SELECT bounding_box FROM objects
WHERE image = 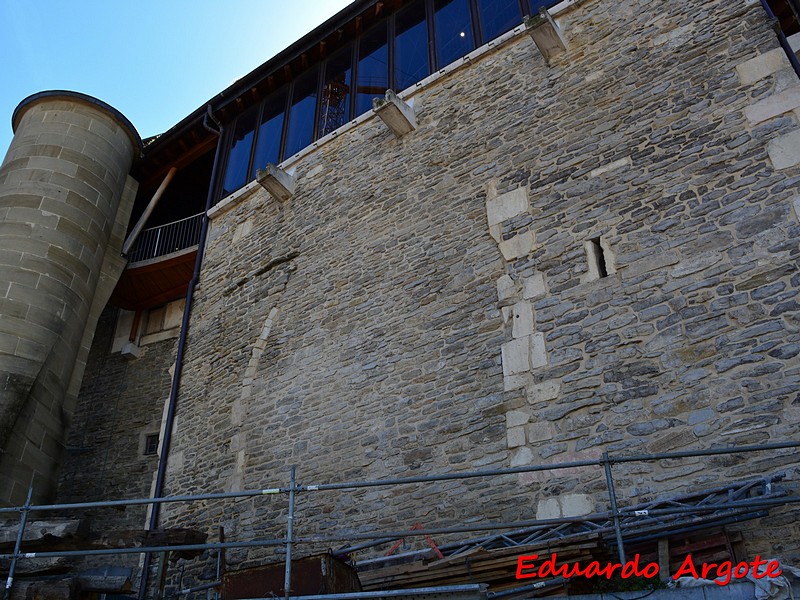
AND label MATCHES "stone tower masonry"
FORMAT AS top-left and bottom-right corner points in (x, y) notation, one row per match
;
(0, 91), (140, 506)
